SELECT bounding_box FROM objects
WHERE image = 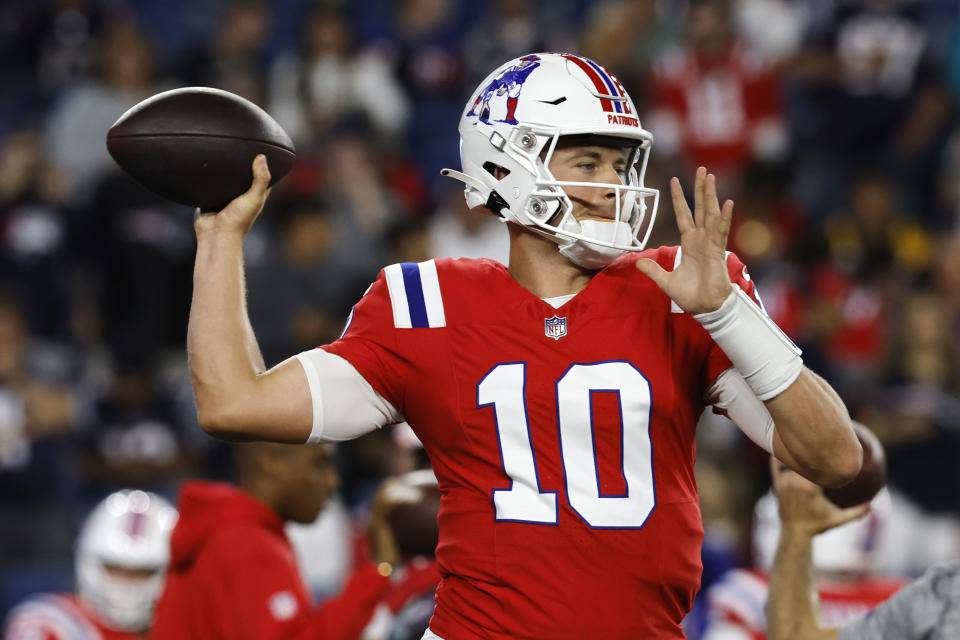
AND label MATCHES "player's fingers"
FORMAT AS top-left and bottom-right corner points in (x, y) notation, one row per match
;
(693, 166), (706, 227)
(252, 154), (271, 189)
(716, 199), (734, 246)
(239, 155), (272, 213)
(635, 258), (671, 290)
(704, 173), (719, 227)
(833, 502), (871, 527)
(669, 178), (694, 234)
(769, 456), (787, 480)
